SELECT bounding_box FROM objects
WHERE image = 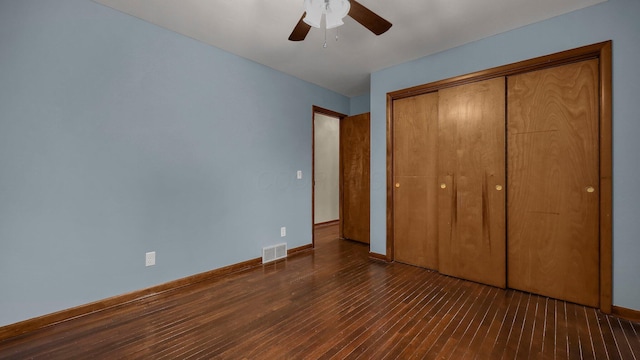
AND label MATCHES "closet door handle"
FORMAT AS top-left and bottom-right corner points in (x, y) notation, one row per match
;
(495, 185), (503, 191)
(395, 183), (400, 188)
(586, 186), (595, 193)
